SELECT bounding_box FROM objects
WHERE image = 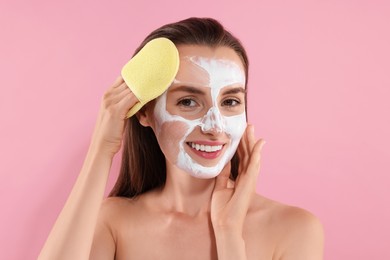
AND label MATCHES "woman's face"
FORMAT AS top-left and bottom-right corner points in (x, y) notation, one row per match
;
(146, 45), (247, 179)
